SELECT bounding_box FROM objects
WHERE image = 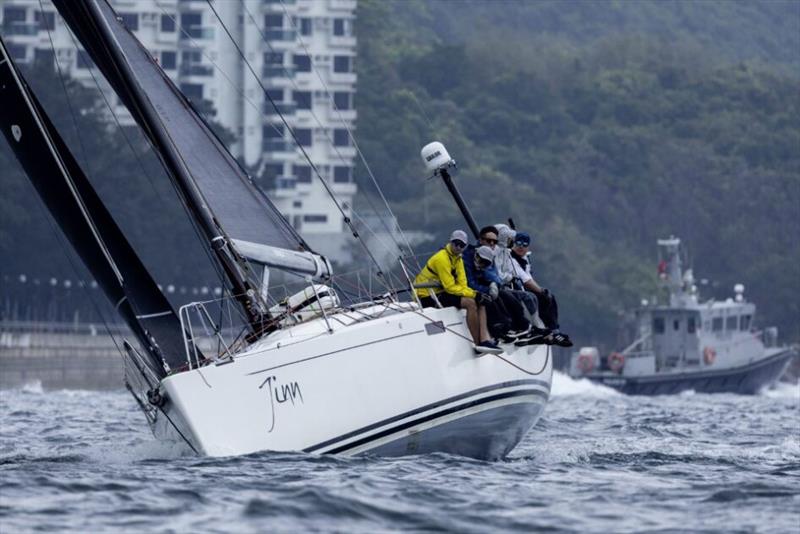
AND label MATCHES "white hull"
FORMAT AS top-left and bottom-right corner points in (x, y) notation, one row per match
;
(149, 305), (552, 460)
